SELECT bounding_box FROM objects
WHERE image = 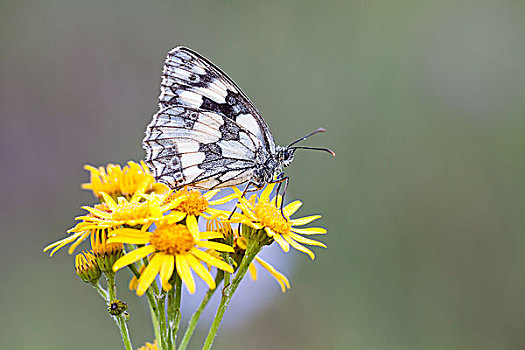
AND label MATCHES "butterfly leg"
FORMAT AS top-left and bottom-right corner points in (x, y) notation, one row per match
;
(228, 181), (262, 220)
(269, 174), (290, 219)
